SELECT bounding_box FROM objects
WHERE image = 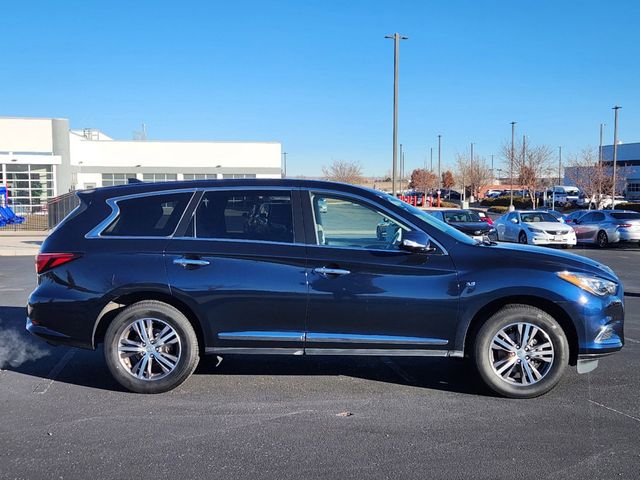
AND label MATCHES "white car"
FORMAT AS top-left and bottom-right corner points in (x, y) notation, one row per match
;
(494, 210), (577, 247)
